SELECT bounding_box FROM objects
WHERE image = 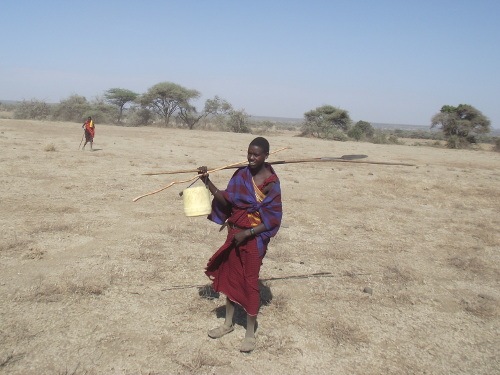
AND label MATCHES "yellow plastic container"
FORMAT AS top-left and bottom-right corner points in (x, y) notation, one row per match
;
(182, 186), (212, 217)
